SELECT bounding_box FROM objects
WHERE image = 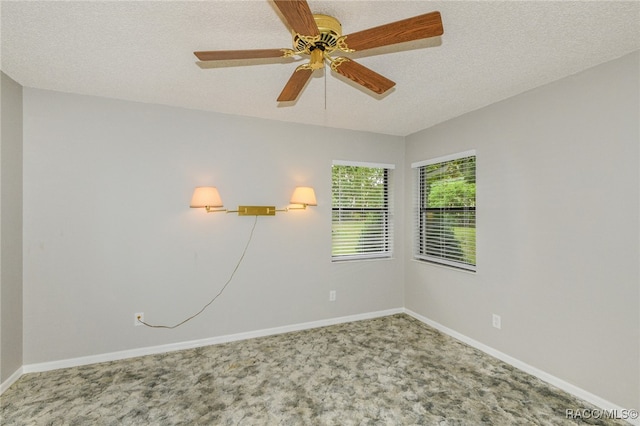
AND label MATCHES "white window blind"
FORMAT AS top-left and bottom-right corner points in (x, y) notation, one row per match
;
(413, 151), (476, 271)
(332, 162), (394, 261)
